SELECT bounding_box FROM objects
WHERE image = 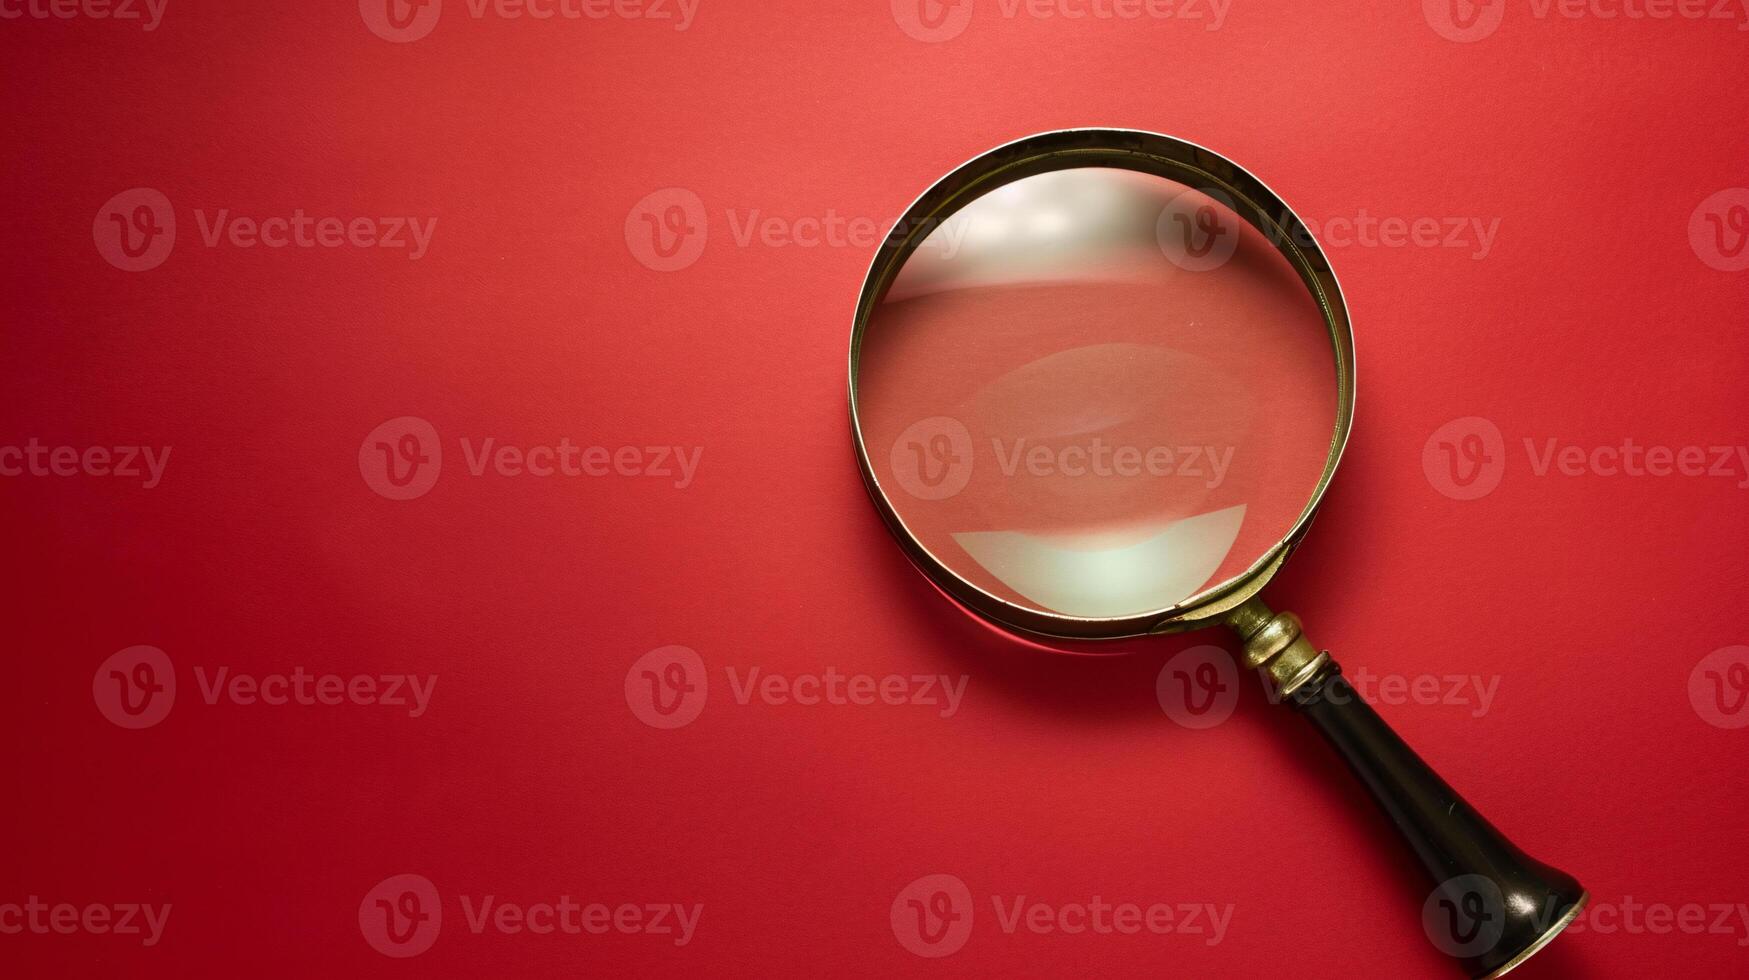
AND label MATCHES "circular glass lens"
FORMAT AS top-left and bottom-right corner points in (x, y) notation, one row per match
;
(856, 166), (1339, 621)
